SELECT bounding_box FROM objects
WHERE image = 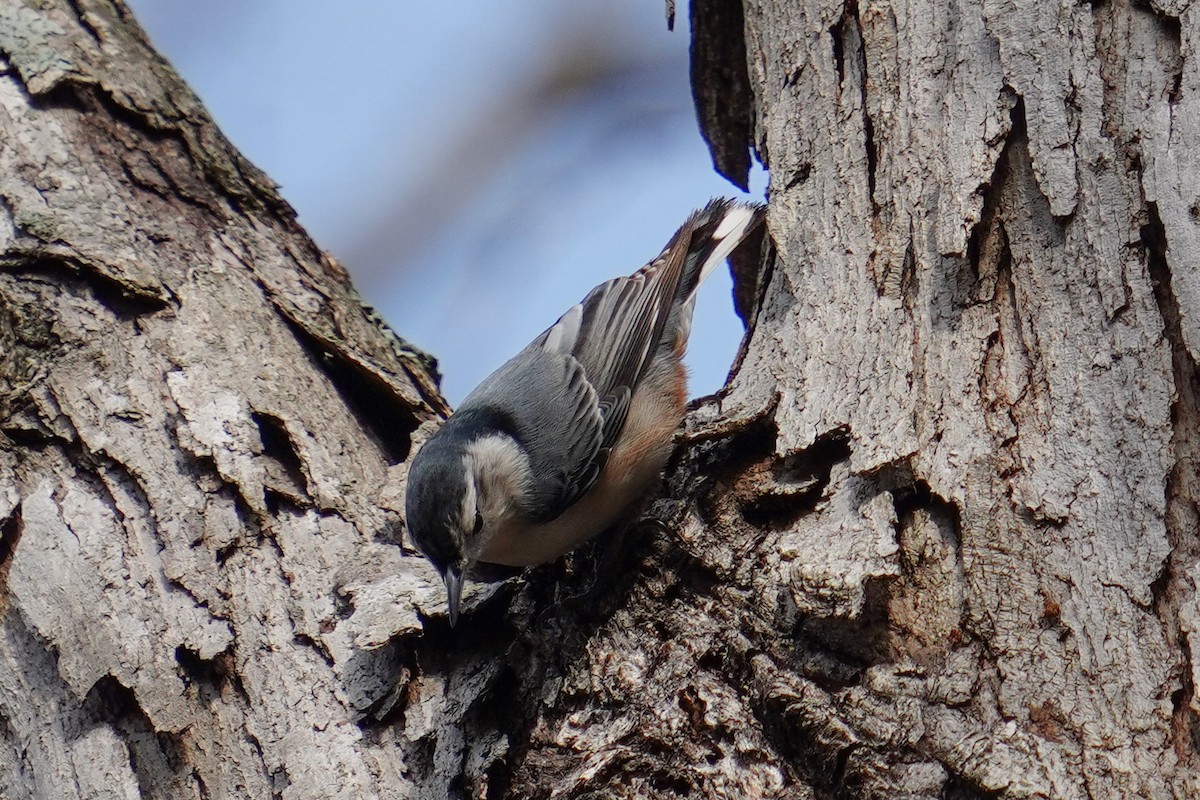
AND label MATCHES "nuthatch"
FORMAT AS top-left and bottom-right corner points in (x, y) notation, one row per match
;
(404, 199), (765, 625)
